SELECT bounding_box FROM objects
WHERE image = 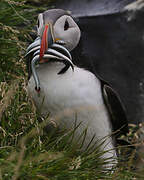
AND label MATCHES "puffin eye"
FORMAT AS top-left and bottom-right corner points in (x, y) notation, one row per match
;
(64, 19), (69, 31)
